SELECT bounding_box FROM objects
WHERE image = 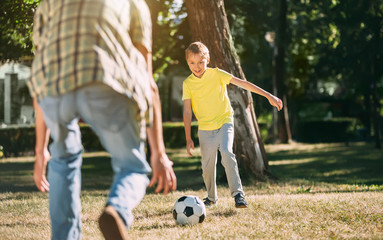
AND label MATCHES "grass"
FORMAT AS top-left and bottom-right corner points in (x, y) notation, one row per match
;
(1, 142), (383, 239)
